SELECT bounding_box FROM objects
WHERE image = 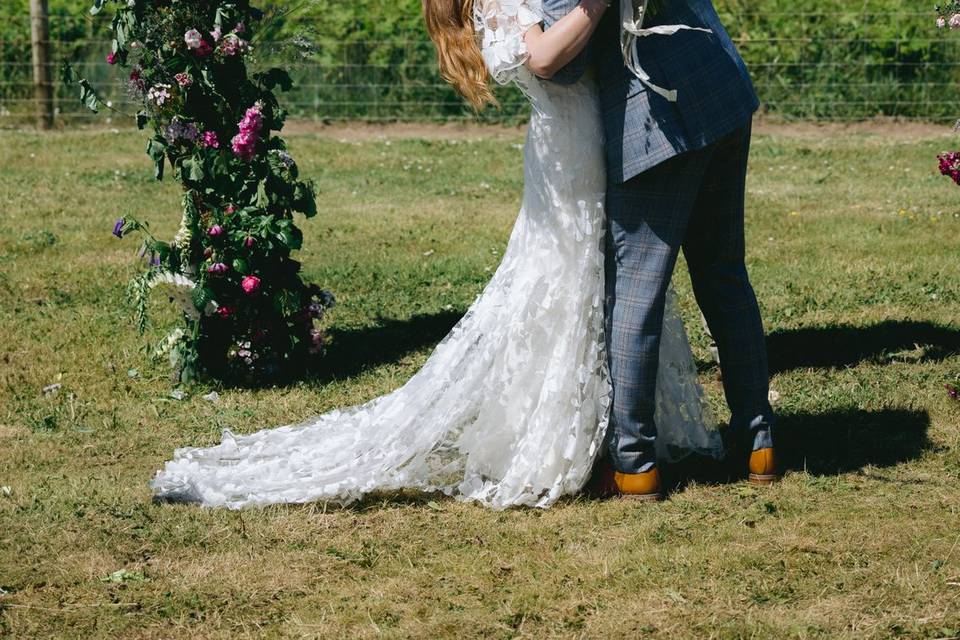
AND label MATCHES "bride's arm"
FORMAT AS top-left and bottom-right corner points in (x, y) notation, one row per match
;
(524, 0), (608, 80)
